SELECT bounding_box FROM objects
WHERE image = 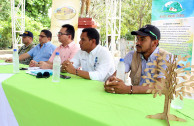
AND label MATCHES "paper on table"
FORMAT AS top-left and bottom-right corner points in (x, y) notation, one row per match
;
(28, 67), (40, 70)
(0, 63), (13, 65)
